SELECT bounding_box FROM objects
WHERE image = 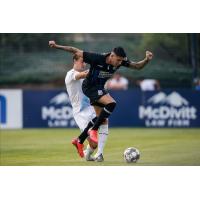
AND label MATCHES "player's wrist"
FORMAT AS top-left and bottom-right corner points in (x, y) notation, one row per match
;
(54, 44), (58, 48)
(144, 57), (149, 63)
